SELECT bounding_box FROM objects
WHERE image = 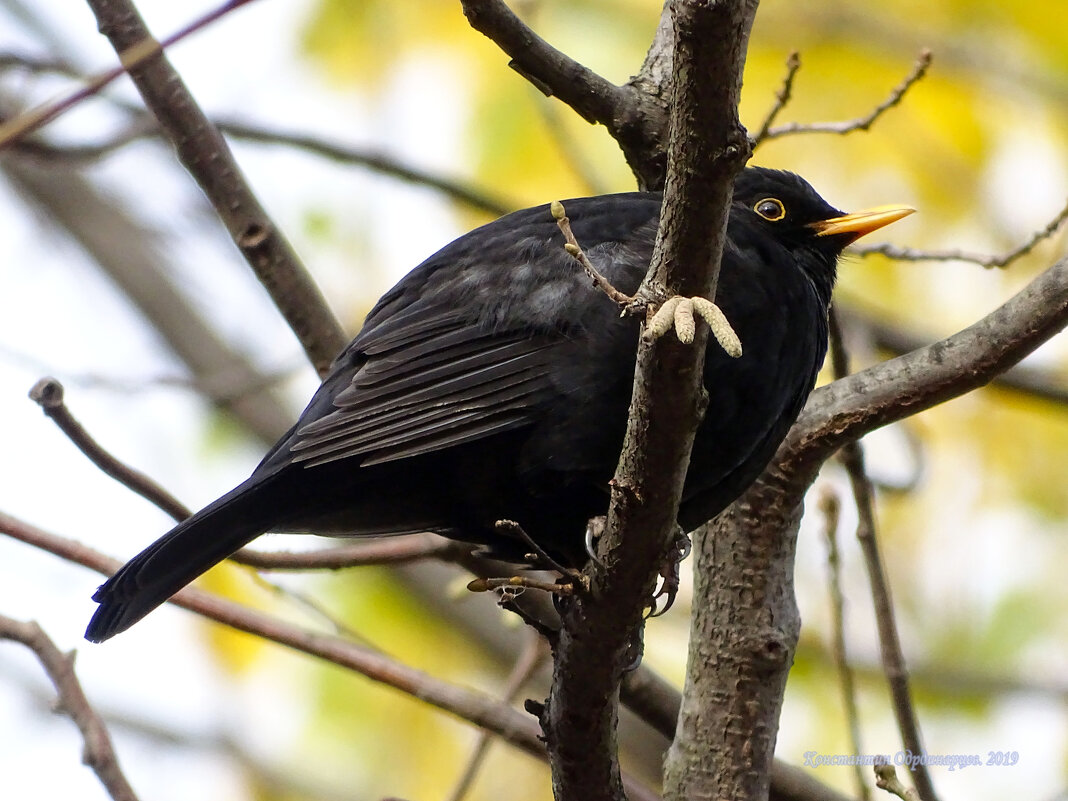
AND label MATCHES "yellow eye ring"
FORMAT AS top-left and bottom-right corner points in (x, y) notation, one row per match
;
(754, 198), (786, 221)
